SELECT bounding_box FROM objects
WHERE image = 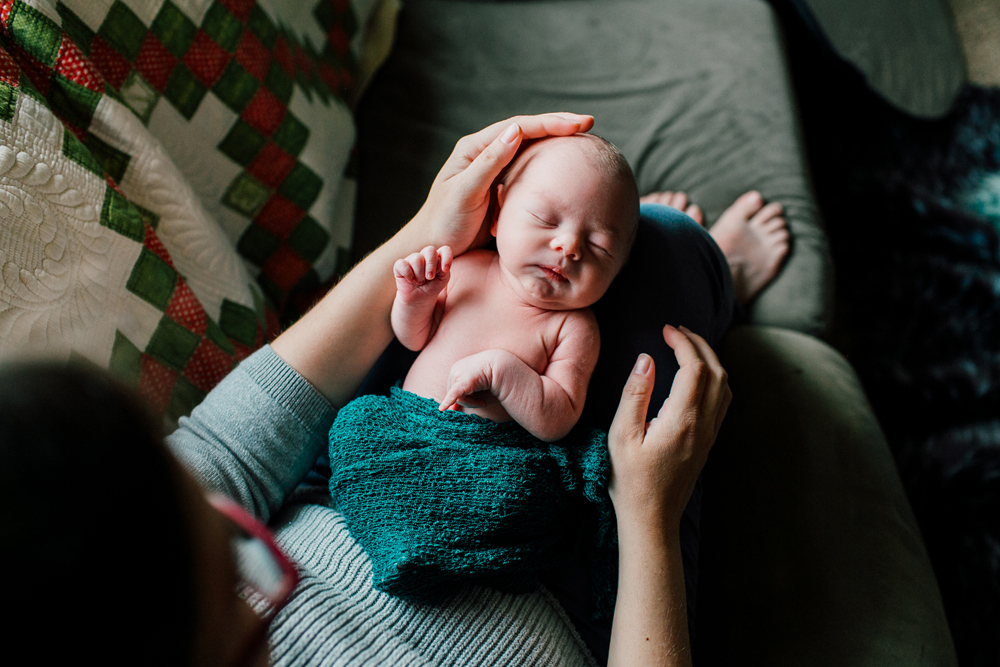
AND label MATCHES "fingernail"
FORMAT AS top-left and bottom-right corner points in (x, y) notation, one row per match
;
(500, 123), (520, 144)
(633, 354), (651, 375)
